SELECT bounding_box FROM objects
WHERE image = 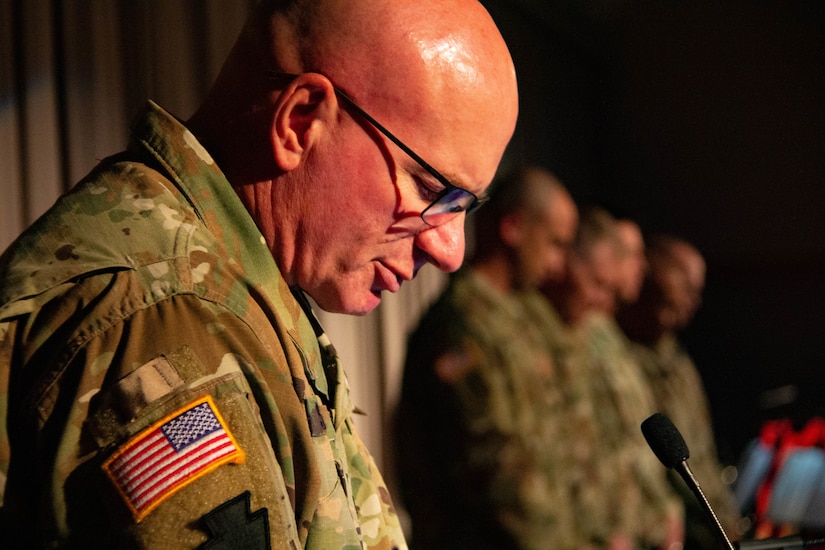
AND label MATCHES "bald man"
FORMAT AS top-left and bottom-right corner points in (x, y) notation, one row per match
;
(396, 167), (579, 549)
(0, 0), (518, 547)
